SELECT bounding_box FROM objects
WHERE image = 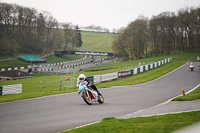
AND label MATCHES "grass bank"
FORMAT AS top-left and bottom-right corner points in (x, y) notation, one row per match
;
(81, 31), (115, 52)
(0, 54), (84, 68)
(82, 51), (197, 72)
(96, 60), (185, 88)
(63, 111), (200, 133)
(0, 59), (29, 68)
(46, 55), (84, 63)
